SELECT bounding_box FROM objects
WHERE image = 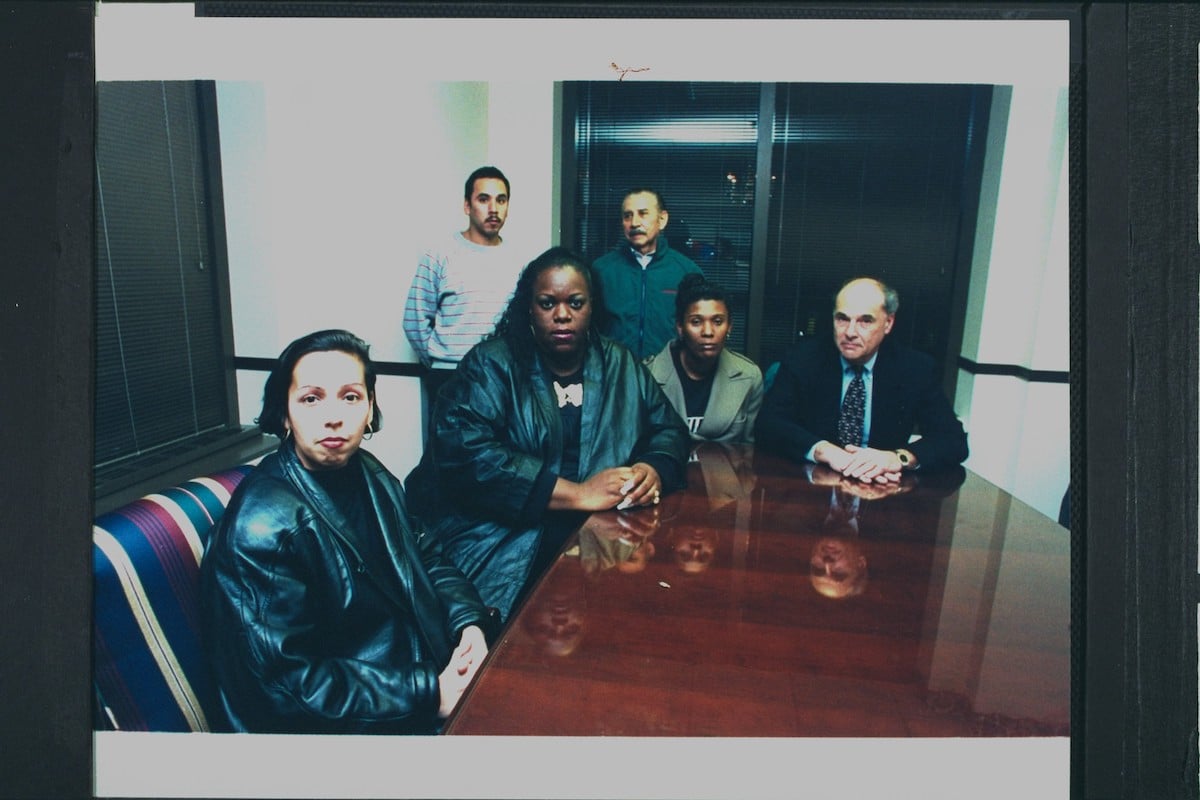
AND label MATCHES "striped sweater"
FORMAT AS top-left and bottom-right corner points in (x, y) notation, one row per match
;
(403, 231), (526, 367)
